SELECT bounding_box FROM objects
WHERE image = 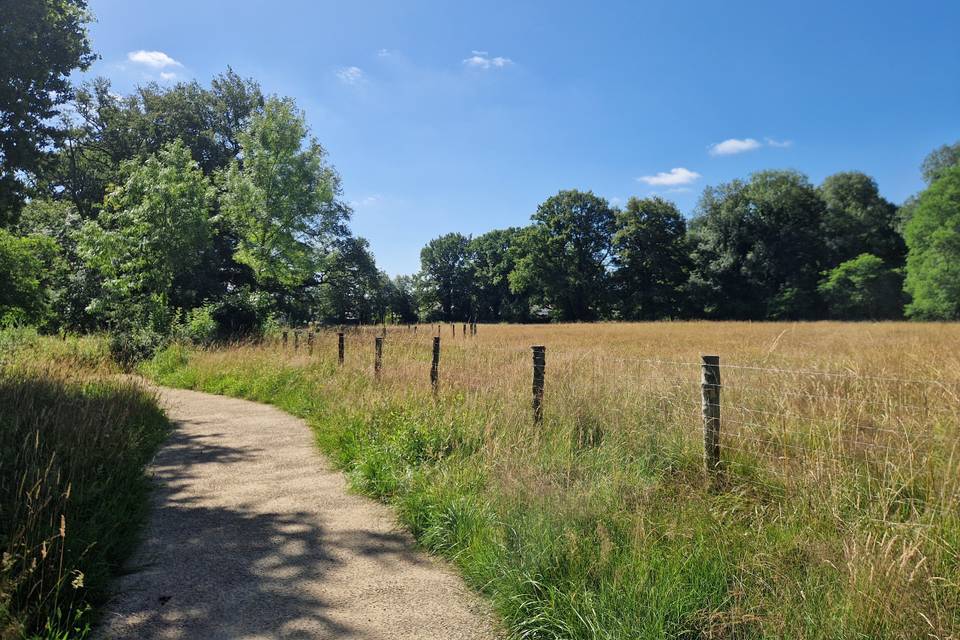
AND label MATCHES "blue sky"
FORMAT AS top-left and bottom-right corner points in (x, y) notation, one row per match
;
(82, 0), (960, 276)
